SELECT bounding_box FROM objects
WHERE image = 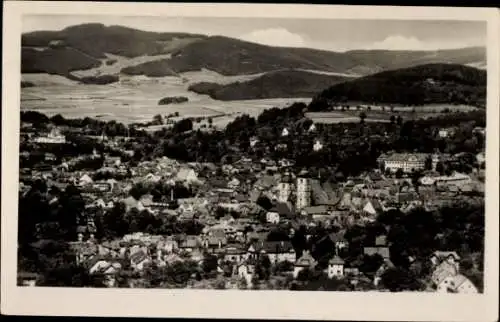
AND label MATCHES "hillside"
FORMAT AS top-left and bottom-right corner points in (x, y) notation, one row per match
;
(21, 23), (207, 78)
(22, 23), (208, 58)
(308, 63), (486, 110)
(188, 70), (353, 100)
(120, 36), (485, 77)
(21, 24), (486, 82)
(122, 36), (360, 77)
